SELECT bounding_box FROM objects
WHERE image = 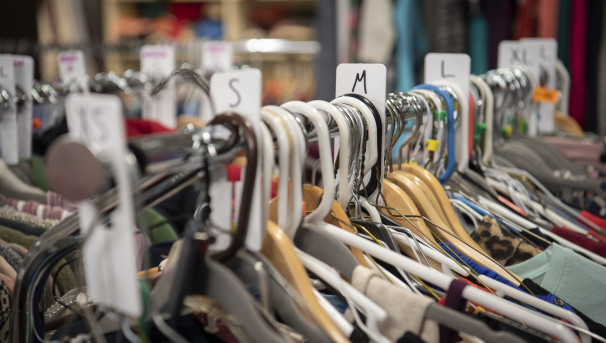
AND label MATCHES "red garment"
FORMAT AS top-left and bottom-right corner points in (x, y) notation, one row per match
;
(569, 0), (588, 125)
(513, 0), (538, 39)
(537, 0), (559, 38)
(580, 210), (606, 230)
(124, 118), (174, 138)
(552, 225), (606, 258)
